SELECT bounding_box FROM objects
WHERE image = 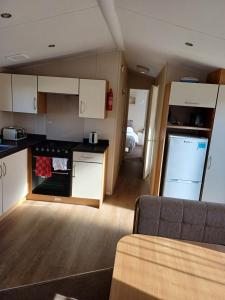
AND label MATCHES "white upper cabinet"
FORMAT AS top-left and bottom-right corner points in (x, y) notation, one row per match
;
(169, 82), (219, 108)
(79, 79), (106, 119)
(38, 76), (79, 94)
(12, 74), (38, 113)
(0, 73), (12, 112)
